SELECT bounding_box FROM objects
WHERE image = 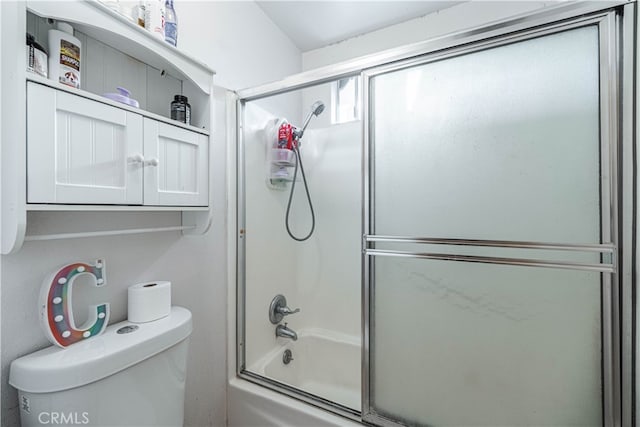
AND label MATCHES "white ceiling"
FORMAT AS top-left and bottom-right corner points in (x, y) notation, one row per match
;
(256, 1), (460, 52)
